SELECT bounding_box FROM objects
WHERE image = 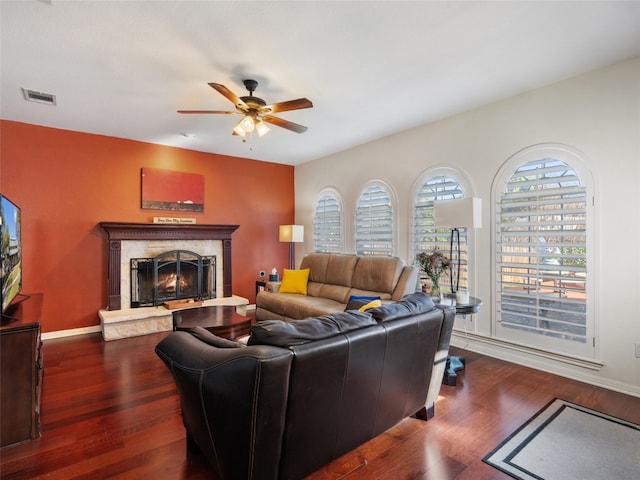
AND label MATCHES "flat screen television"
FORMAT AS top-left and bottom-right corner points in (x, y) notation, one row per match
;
(1, 194), (23, 316)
